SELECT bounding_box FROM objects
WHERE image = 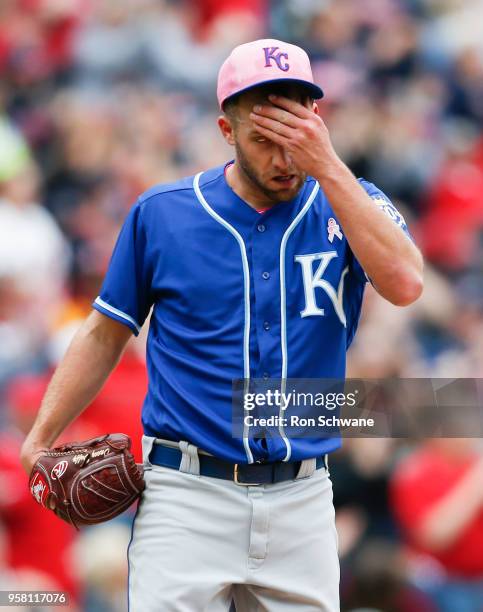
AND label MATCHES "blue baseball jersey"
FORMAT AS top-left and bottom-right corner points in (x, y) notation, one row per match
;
(93, 163), (410, 464)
